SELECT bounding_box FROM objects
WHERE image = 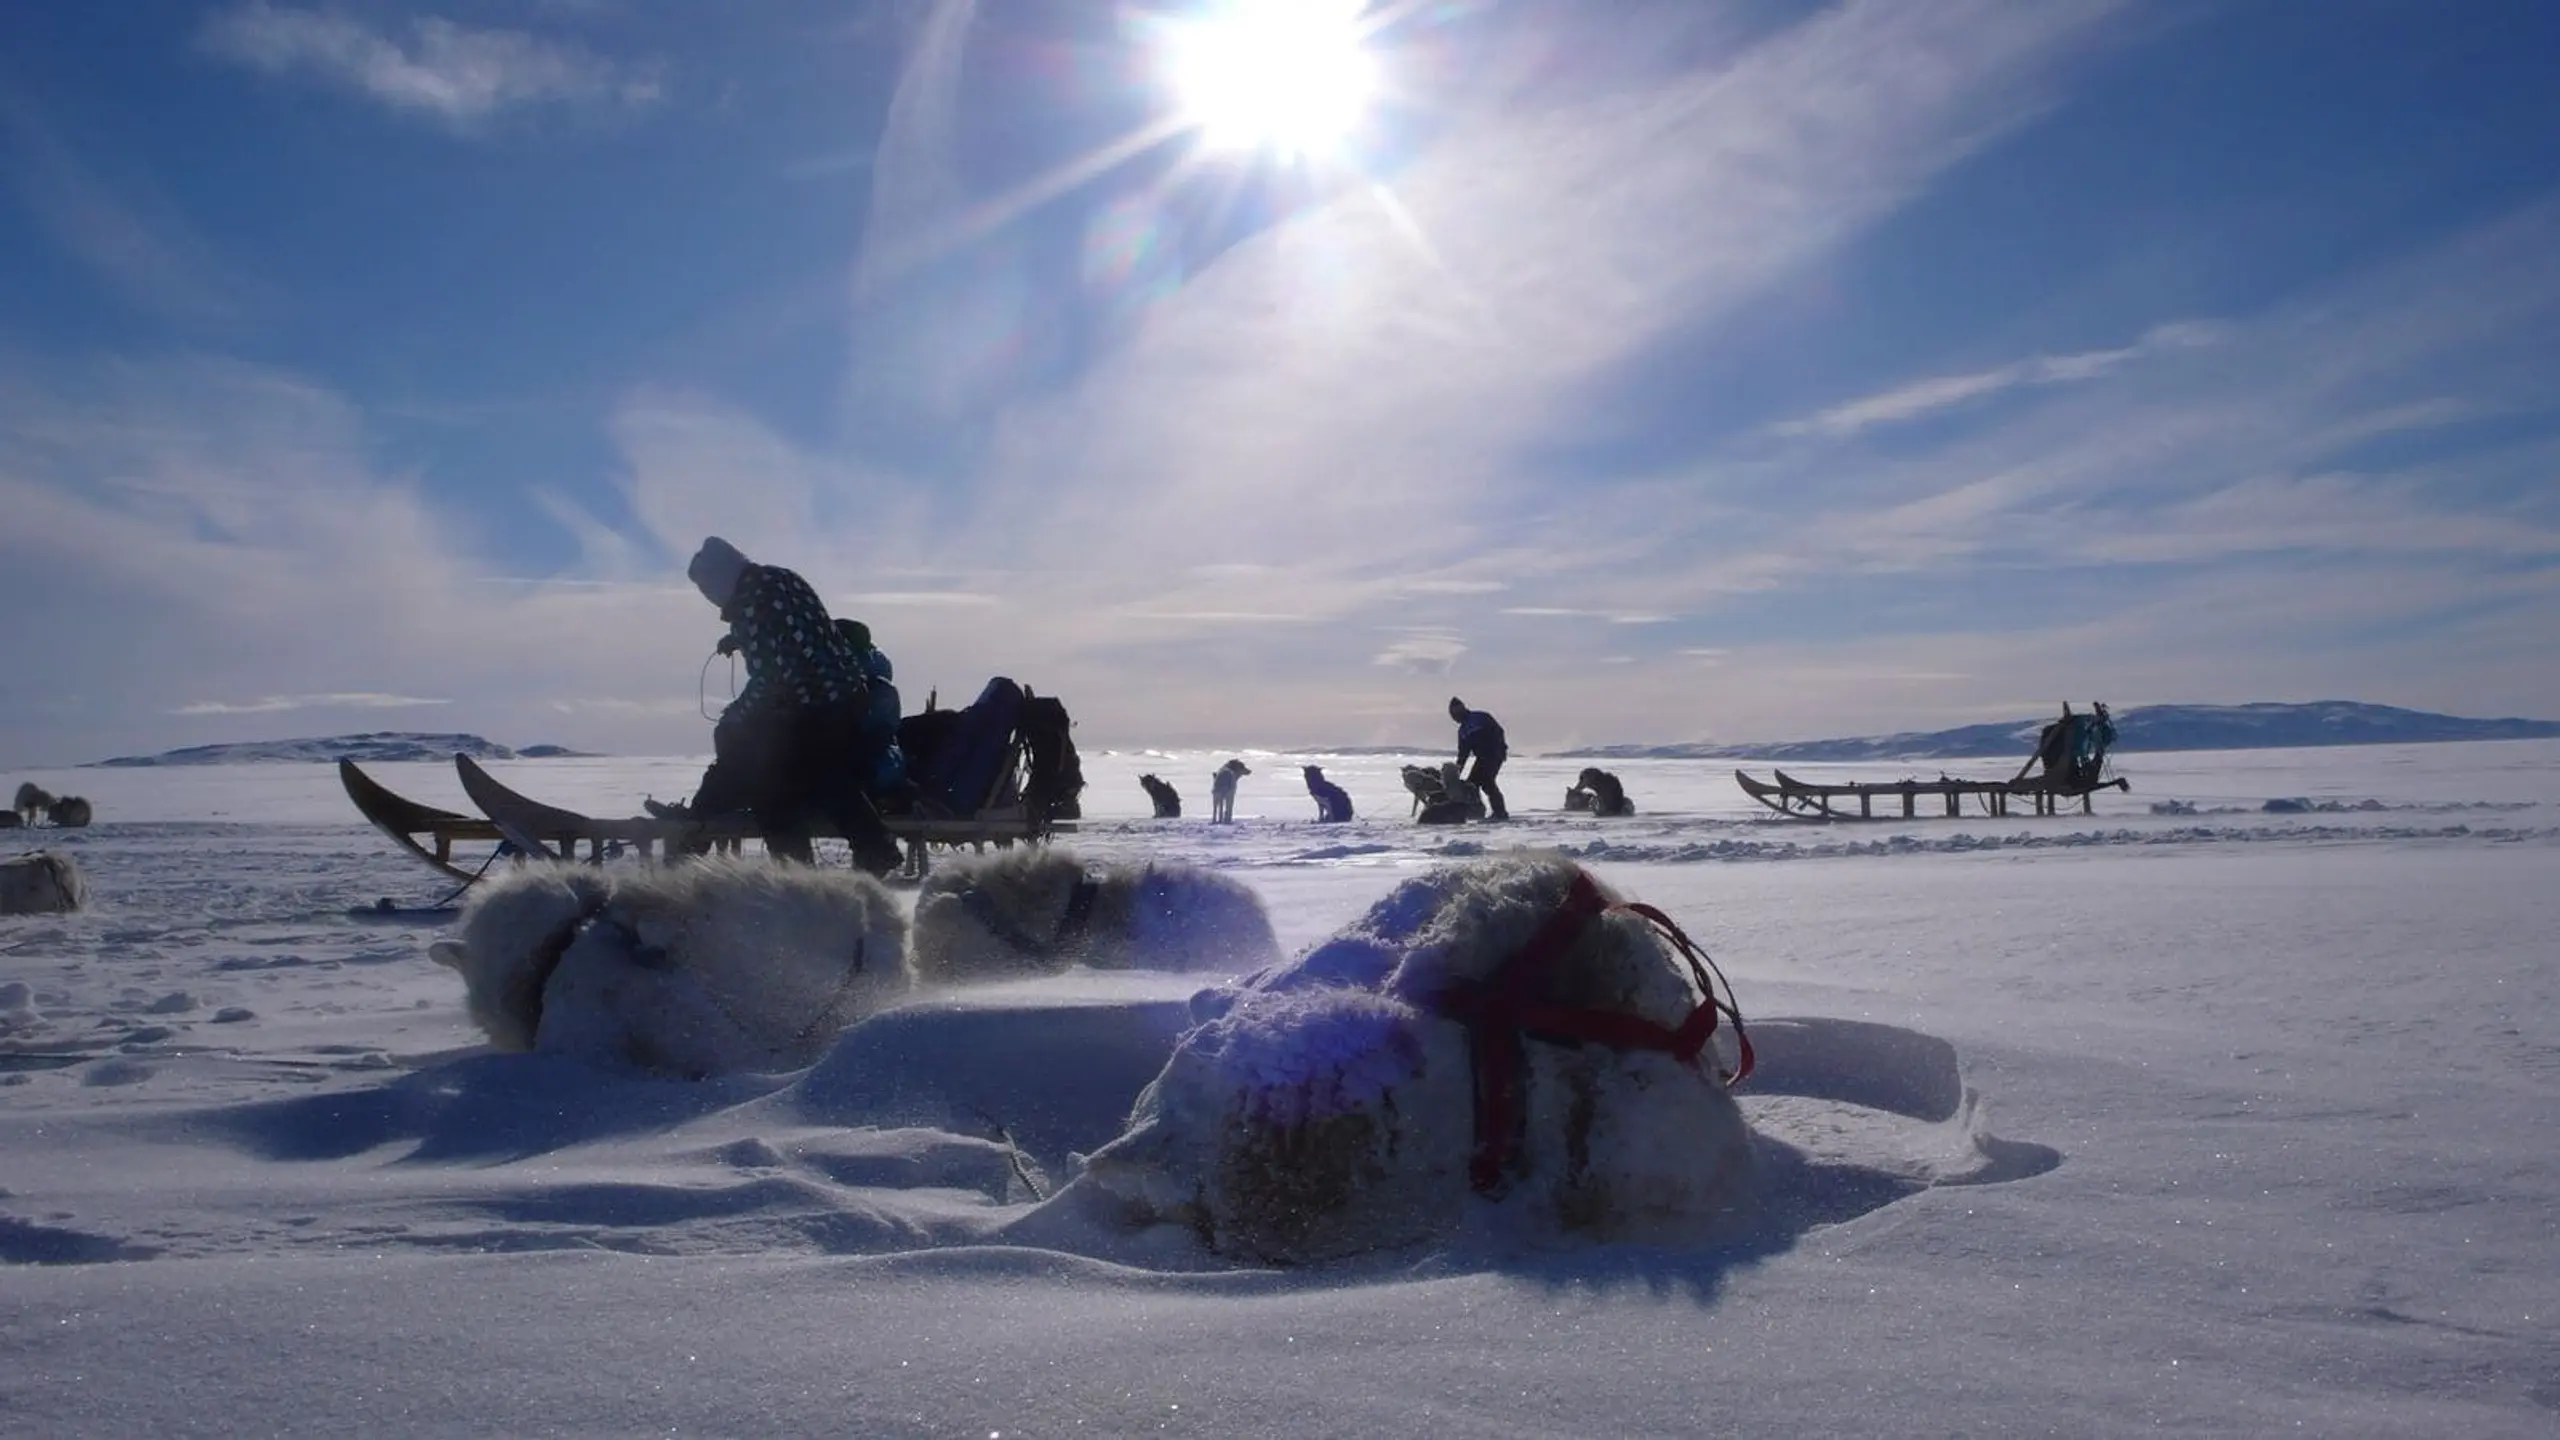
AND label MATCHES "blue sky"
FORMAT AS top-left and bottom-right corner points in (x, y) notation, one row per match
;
(2, 0), (2556, 765)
